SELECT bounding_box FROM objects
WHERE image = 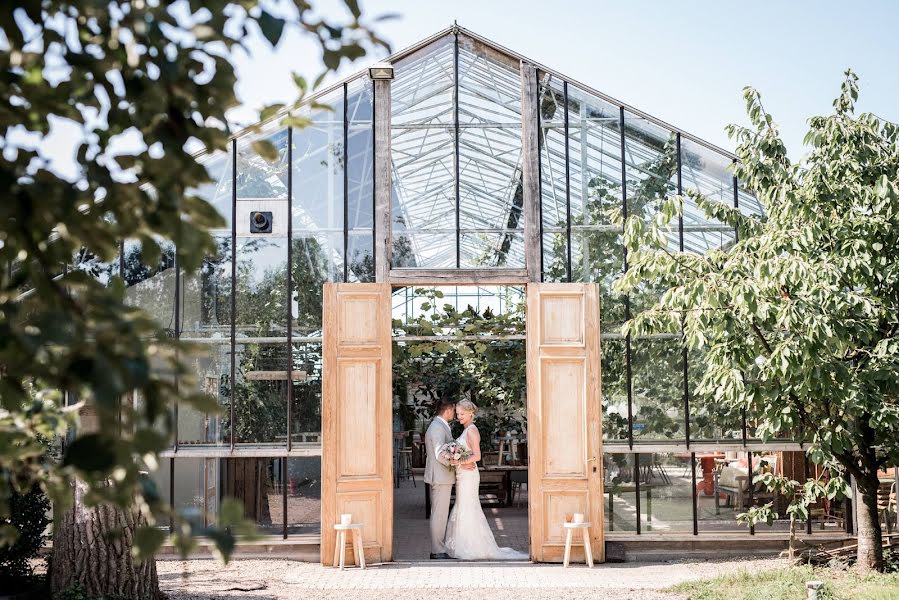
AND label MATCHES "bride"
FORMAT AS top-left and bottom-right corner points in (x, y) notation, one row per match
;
(443, 400), (529, 561)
